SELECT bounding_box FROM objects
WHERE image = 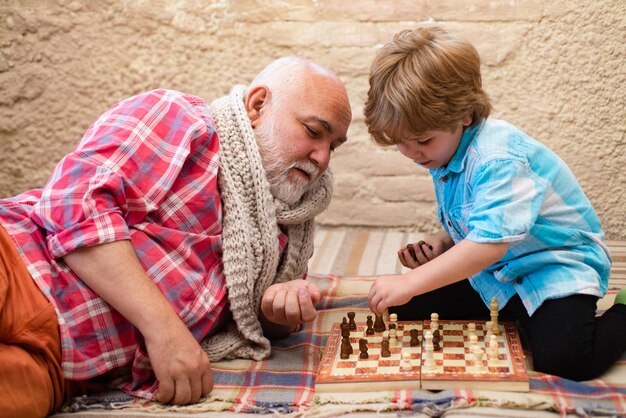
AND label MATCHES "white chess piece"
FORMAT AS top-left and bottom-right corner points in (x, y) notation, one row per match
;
(467, 322), (477, 342)
(389, 327), (399, 347)
(400, 352), (412, 371)
(487, 334), (499, 367)
(390, 313), (398, 327)
(485, 320), (494, 341)
(472, 345), (487, 372)
(430, 313), (439, 331)
(469, 333), (479, 350)
(423, 330), (436, 371)
(490, 297), (501, 335)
